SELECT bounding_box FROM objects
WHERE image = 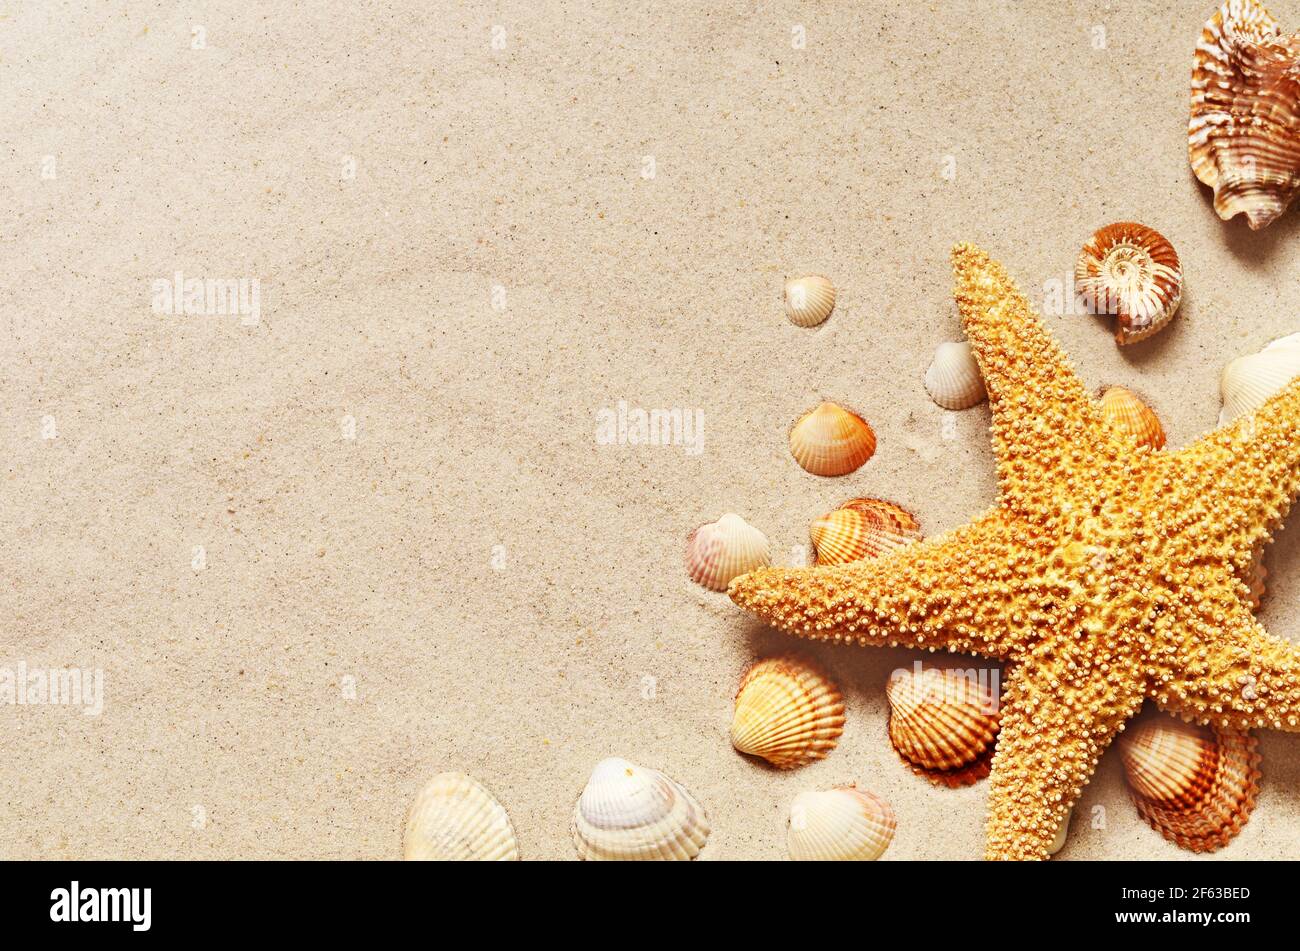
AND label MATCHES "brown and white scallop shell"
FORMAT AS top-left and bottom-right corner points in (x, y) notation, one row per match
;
(810, 498), (922, 565)
(886, 665), (1000, 787)
(1190, 0), (1300, 229)
(789, 402), (876, 476)
(1075, 223), (1182, 345)
(1099, 386), (1166, 450)
(731, 656), (845, 769)
(1118, 714), (1261, 852)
